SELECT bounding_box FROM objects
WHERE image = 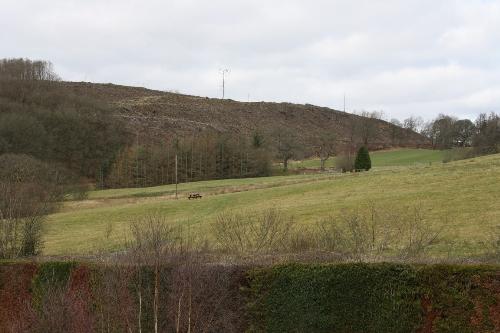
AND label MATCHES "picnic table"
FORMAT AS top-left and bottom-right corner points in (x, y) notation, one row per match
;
(188, 192), (202, 200)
